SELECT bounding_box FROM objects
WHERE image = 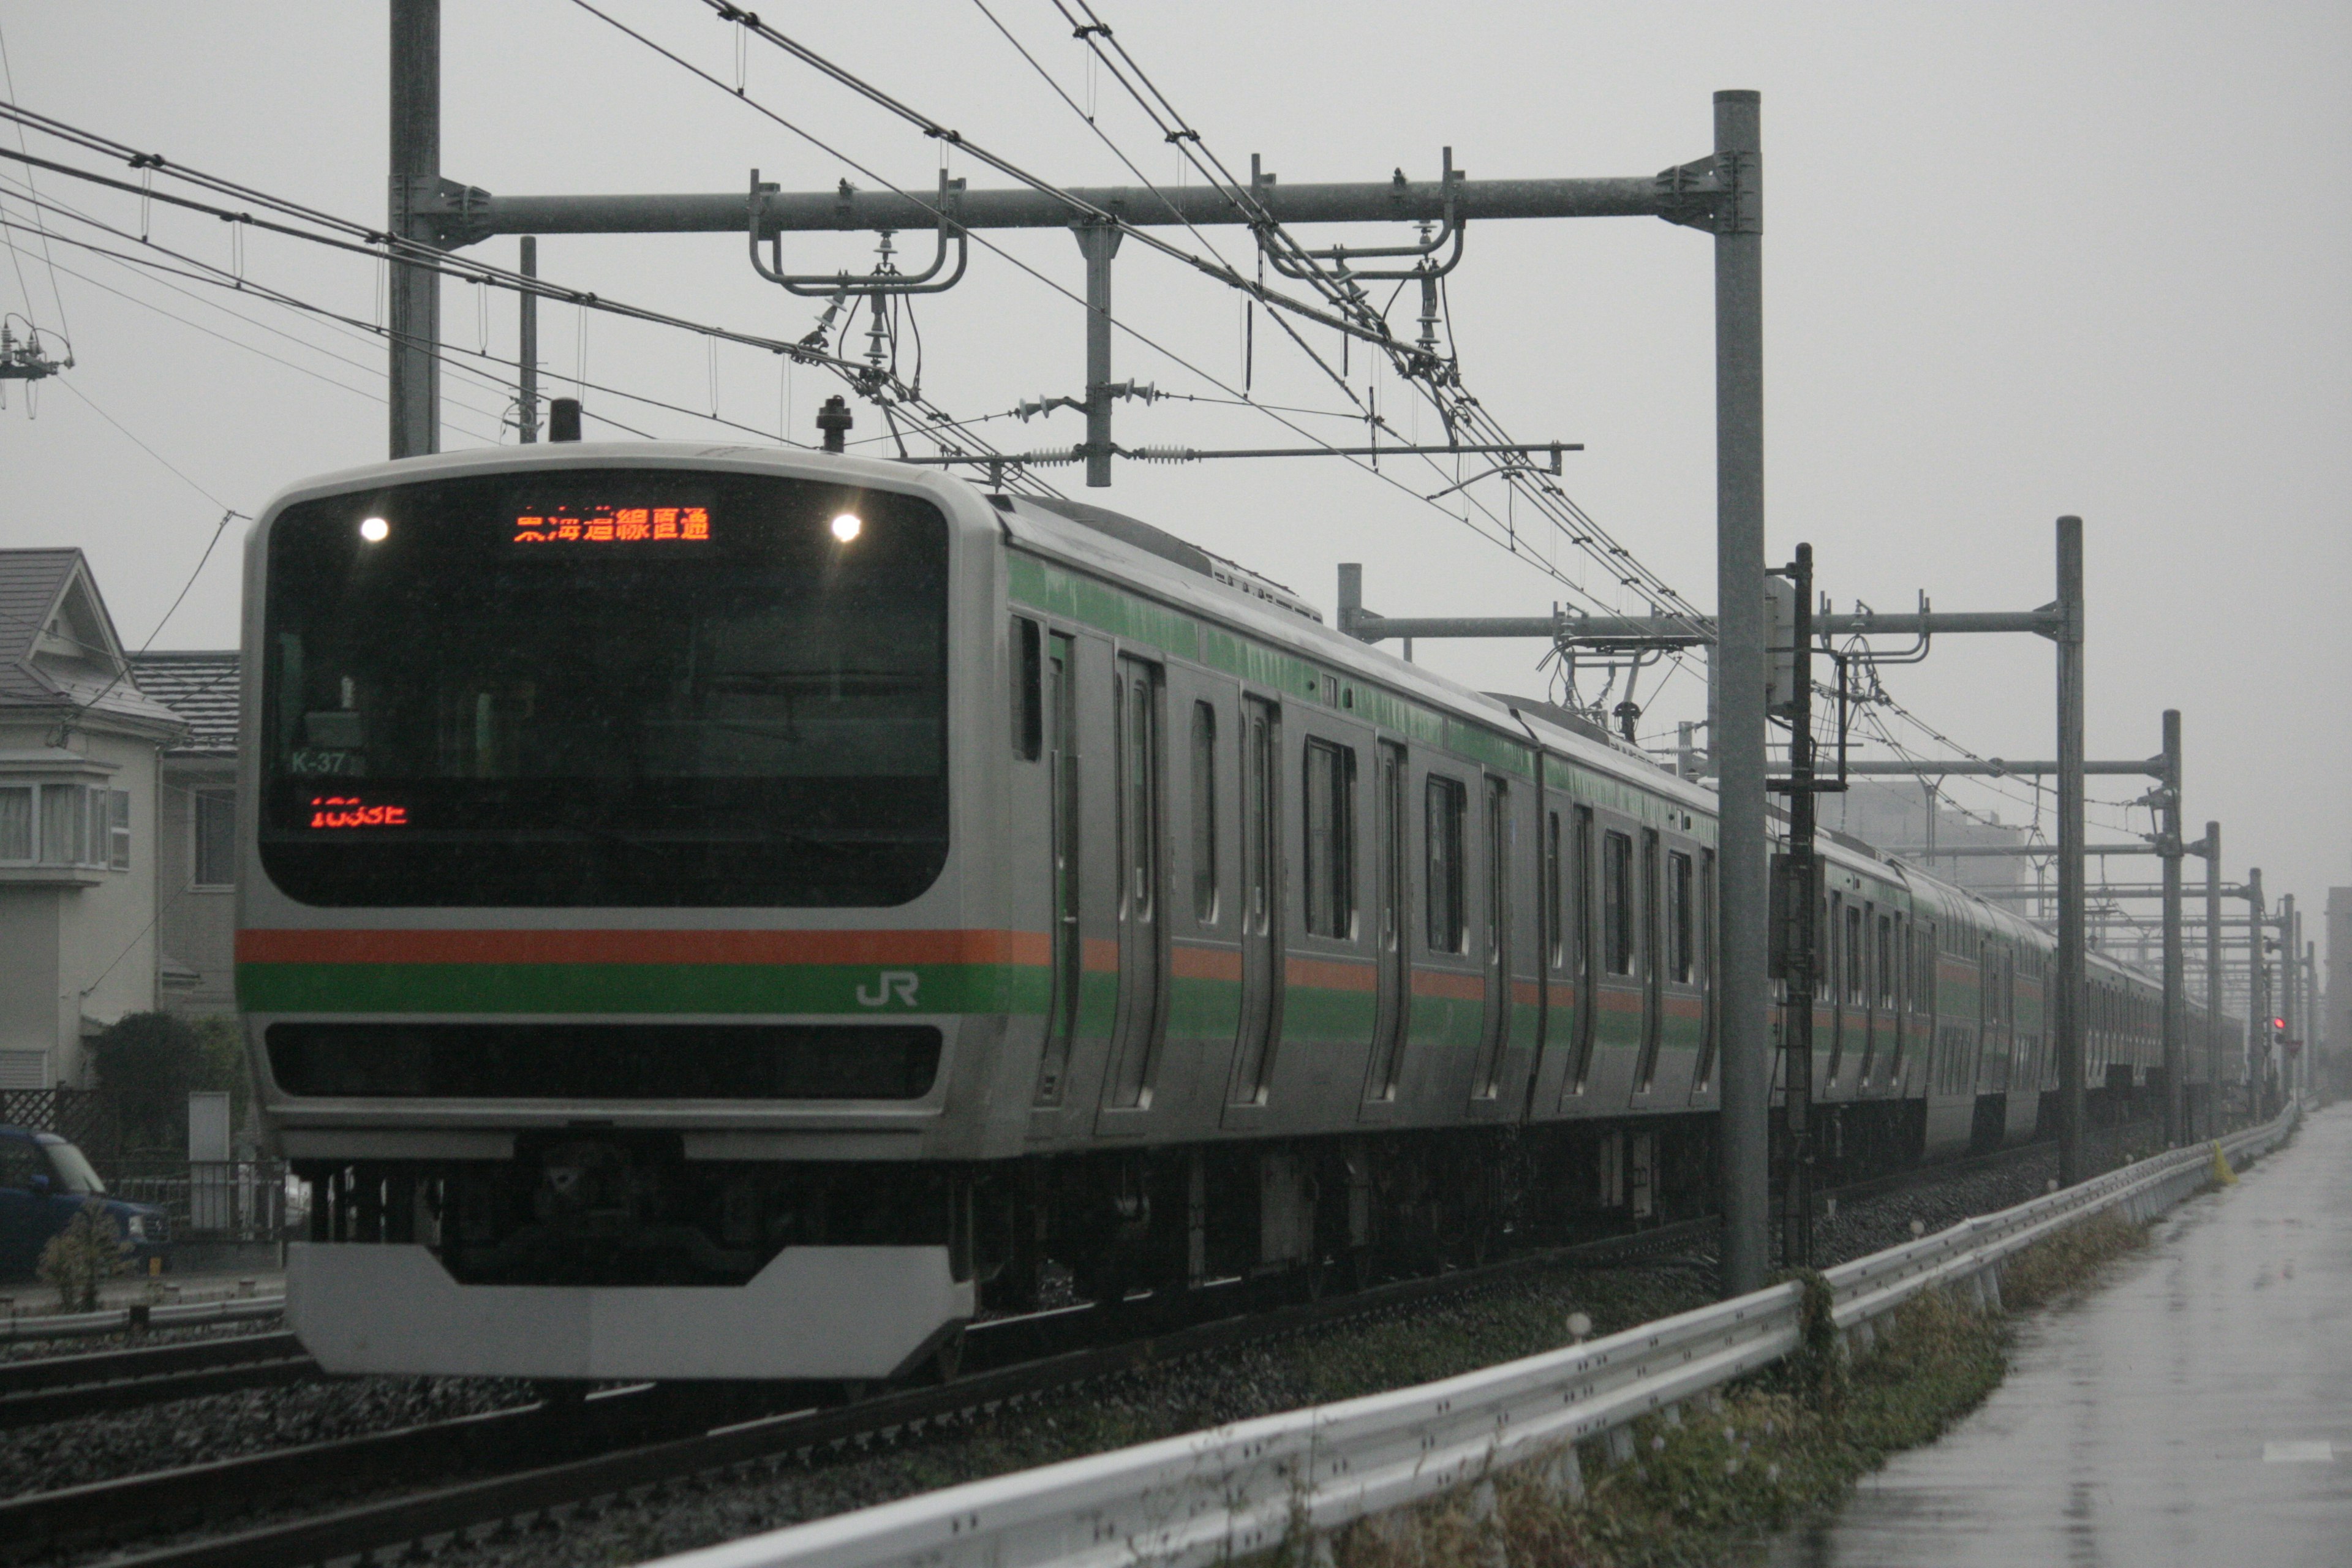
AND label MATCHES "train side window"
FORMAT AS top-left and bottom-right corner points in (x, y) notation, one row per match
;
(1011, 616), (1042, 760)
(1602, 829), (1635, 976)
(1667, 850), (1694, 984)
(1303, 739), (1357, 939)
(1544, 811), (1564, 970)
(1845, 903), (1866, 1008)
(1425, 775), (1466, 954)
(1191, 701), (1218, 925)
(1877, 913), (1894, 1009)
(1485, 780), (1510, 962)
